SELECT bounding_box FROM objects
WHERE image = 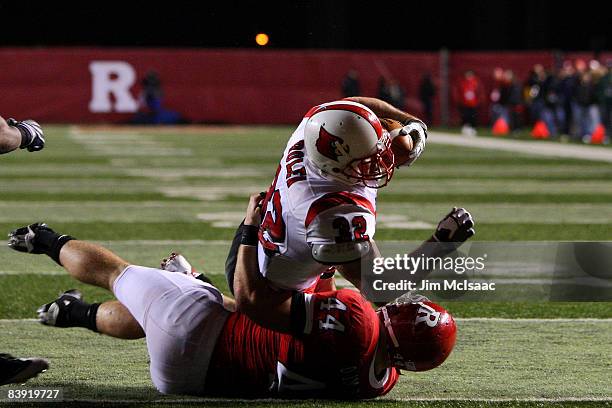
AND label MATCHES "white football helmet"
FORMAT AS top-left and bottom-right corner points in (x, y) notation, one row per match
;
(304, 101), (395, 188)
